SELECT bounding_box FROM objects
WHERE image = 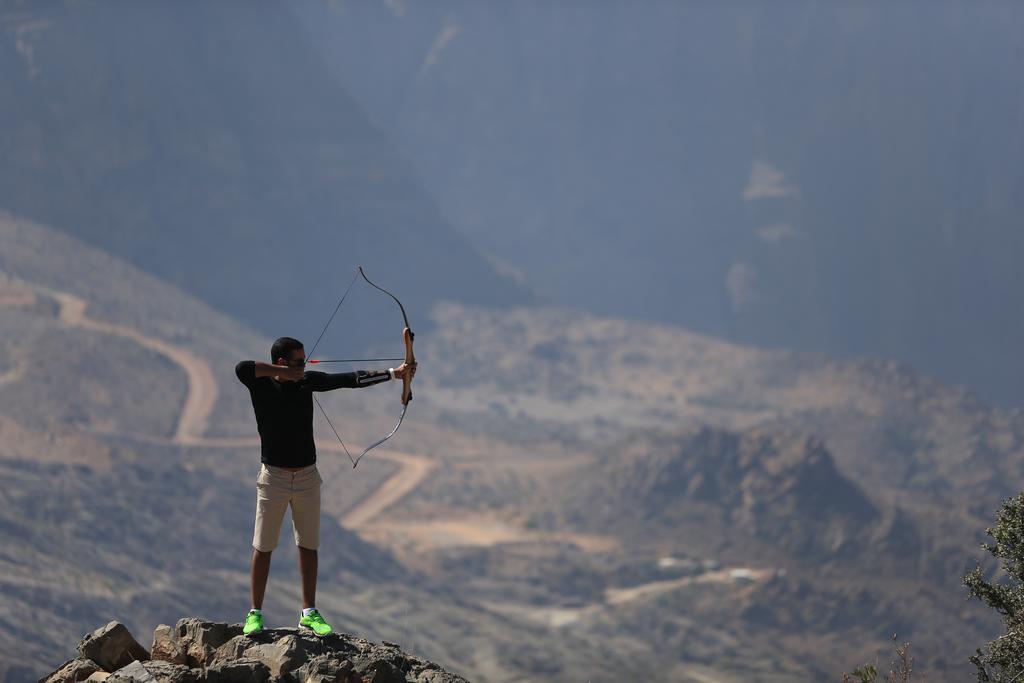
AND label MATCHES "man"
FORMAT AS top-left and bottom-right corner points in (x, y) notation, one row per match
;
(235, 336), (416, 636)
